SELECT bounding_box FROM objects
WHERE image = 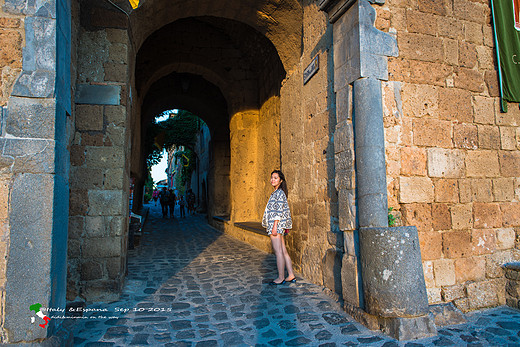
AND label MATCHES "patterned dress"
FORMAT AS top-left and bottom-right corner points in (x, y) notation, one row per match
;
(262, 189), (292, 235)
